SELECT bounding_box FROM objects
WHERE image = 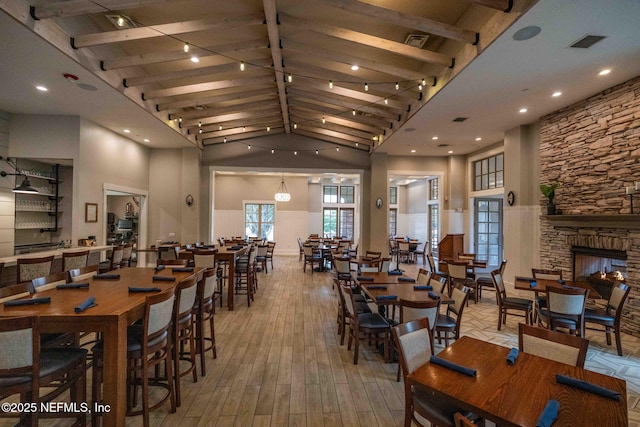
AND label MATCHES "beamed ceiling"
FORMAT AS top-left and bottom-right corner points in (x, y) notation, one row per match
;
(6, 0), (533, 152)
